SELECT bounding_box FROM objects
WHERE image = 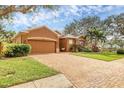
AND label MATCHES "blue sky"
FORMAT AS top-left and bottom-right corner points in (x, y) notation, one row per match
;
(2, 5), (124, 32)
